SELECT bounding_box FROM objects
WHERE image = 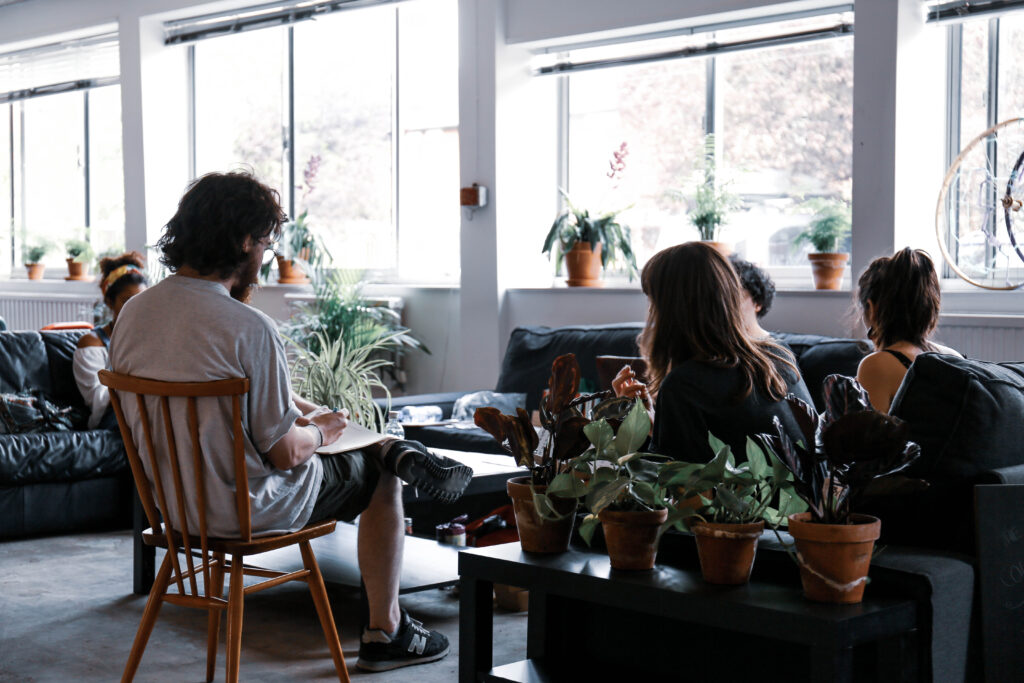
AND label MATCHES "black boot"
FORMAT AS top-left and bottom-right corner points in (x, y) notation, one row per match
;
(382, 440), (472, 504)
